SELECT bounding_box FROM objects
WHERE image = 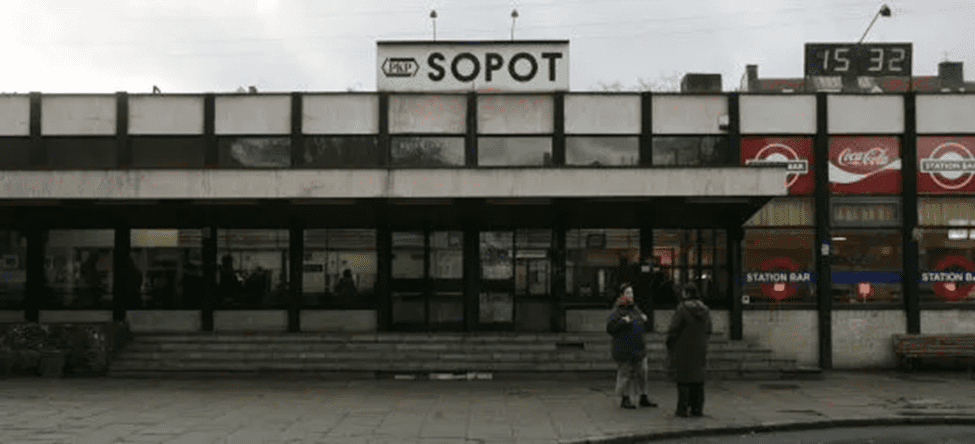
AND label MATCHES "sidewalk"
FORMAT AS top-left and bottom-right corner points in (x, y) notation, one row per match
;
(0, 371), (973, 444)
